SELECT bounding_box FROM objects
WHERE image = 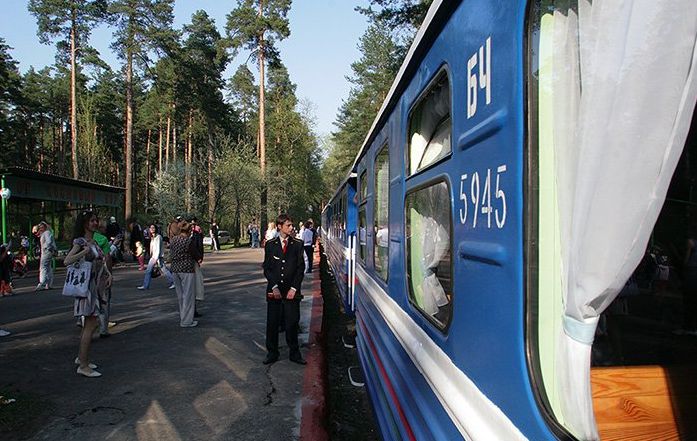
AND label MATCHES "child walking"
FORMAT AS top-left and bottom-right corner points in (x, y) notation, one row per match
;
(135, 241), (145, 270)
